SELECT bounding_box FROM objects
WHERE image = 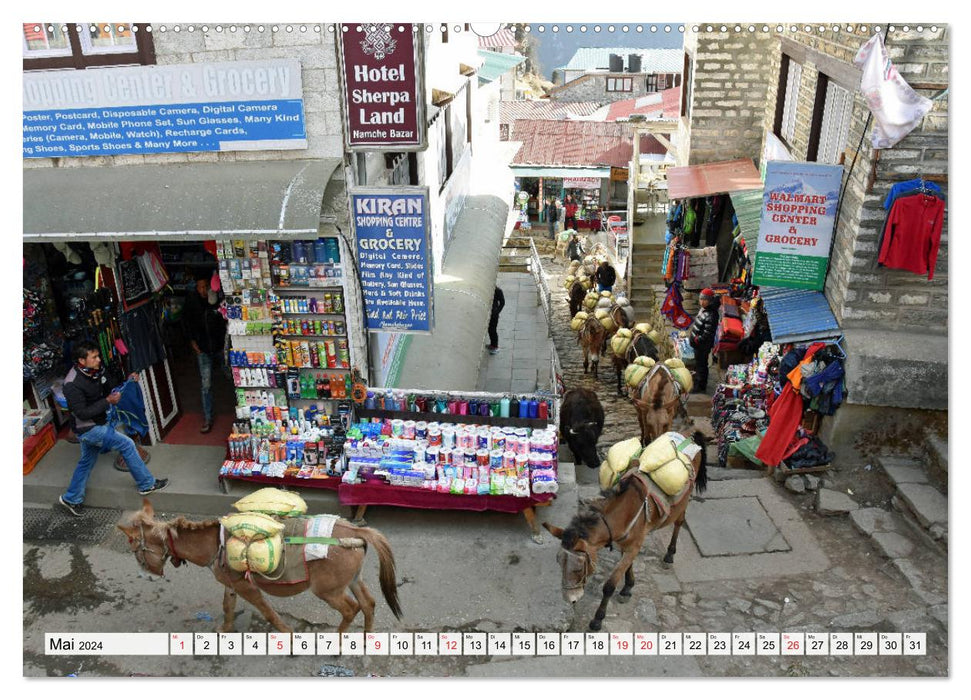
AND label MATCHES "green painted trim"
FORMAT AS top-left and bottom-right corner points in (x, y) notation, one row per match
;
(386, 334), (413, 388)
